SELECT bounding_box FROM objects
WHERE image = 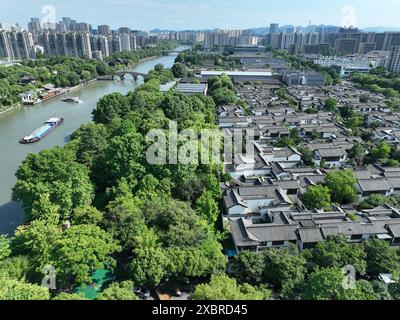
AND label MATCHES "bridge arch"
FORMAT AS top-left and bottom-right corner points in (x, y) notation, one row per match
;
(112, 71), (147, 81)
